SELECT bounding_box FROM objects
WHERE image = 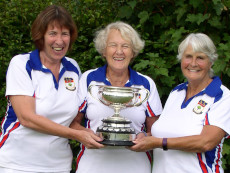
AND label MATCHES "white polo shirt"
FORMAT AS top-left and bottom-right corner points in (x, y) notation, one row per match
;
(76, 65), (163, 173)
(151, 76), (230, 173)
(0, 49), (81, 172)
